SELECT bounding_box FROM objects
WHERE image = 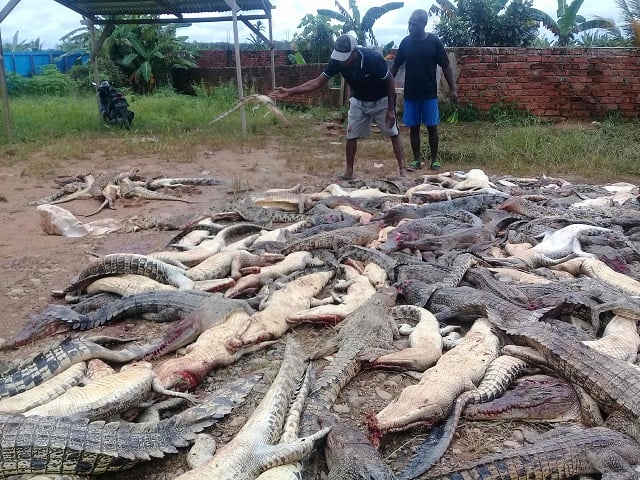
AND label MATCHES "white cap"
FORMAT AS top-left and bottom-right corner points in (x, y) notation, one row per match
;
(331, 34), (357, 61)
